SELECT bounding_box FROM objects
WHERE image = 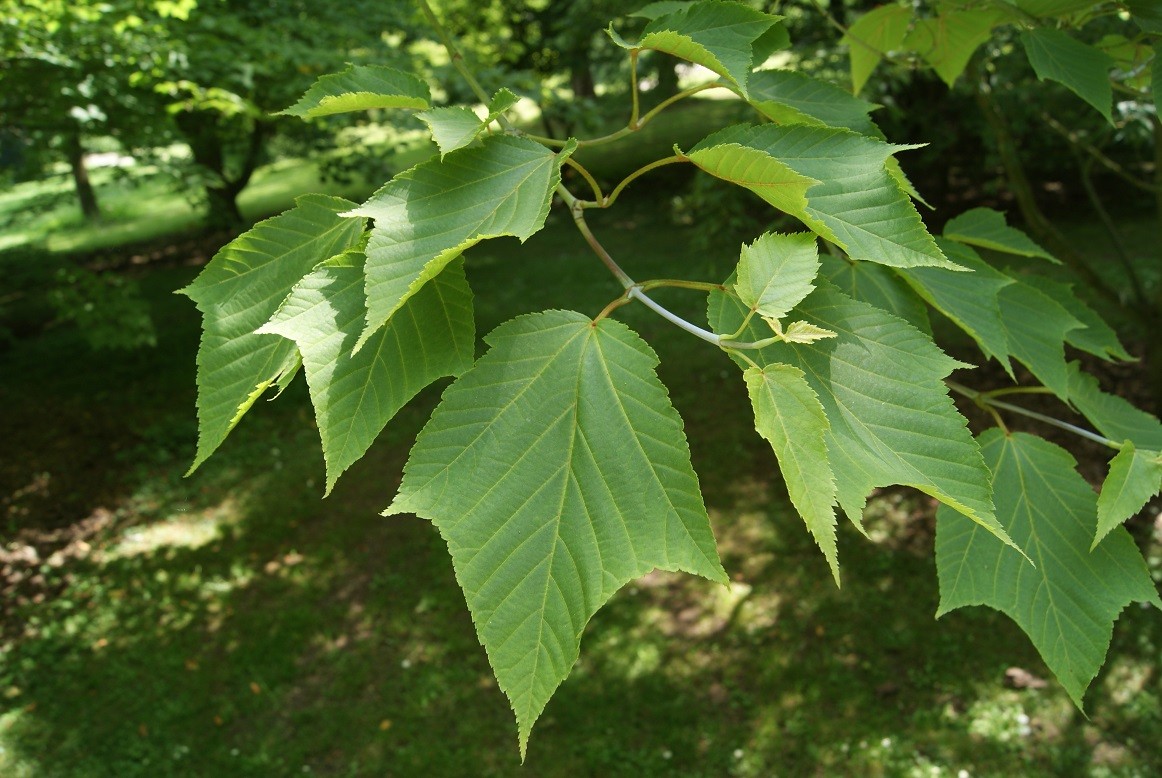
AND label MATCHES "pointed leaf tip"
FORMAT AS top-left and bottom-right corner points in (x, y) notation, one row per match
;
(390, 311), (725, 751)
